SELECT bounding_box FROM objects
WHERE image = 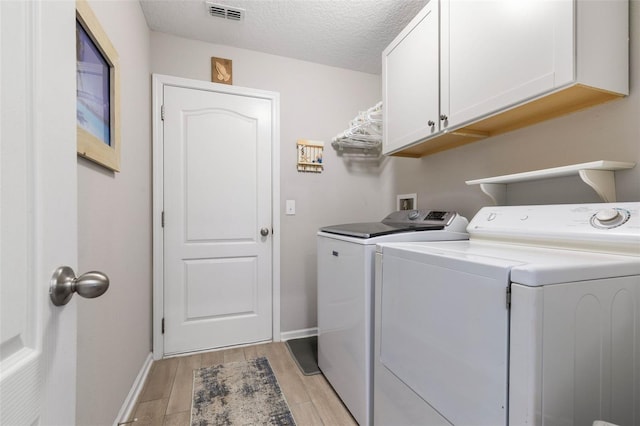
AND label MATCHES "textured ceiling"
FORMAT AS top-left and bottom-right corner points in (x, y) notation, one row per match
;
(139, 0), (428, 74)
